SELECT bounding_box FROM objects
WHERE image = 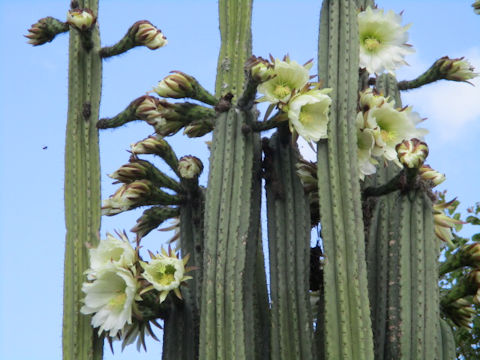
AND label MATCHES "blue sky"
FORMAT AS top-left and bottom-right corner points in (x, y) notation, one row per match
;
(1, 1), (479, 359)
